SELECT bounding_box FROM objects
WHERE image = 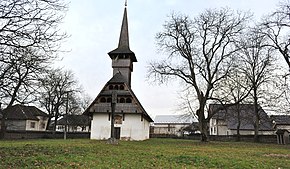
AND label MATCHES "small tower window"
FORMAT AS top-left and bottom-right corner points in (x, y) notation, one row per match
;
(100, 97), (106, 103)
(114, 85), (119, 90)
(109, 85), (113, 90)
(120, 98), (125, 103)
(120, 85), (124, 90)
(107, 98), (112, 103)
(126, 98), (132, 103)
